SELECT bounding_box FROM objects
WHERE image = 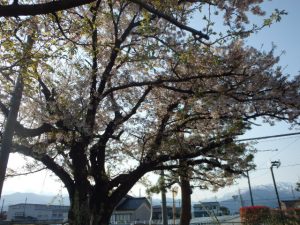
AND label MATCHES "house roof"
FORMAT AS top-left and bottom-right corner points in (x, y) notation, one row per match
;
(115, 197), (149, 211)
